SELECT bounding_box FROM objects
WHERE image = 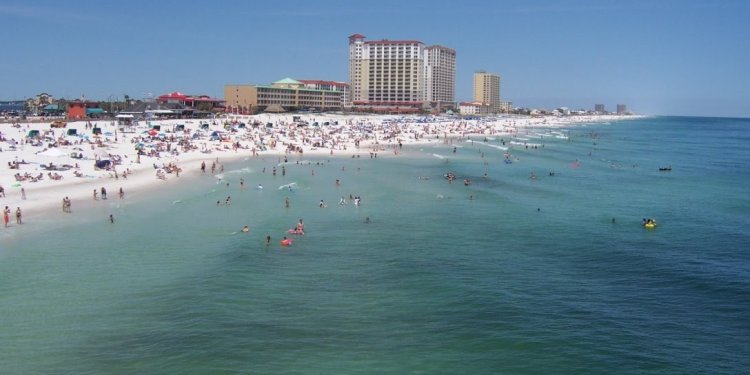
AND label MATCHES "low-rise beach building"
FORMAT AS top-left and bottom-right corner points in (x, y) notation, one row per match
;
(458, 101), (492, 116)
(224, 78), (346, 113)
(67, 100), (104, 120)
(156, 92), (225, 112)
